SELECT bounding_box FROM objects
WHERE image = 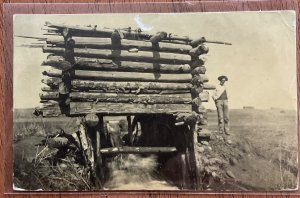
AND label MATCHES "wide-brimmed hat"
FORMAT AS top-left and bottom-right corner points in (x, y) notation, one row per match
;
(218, 75), (228, 81)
